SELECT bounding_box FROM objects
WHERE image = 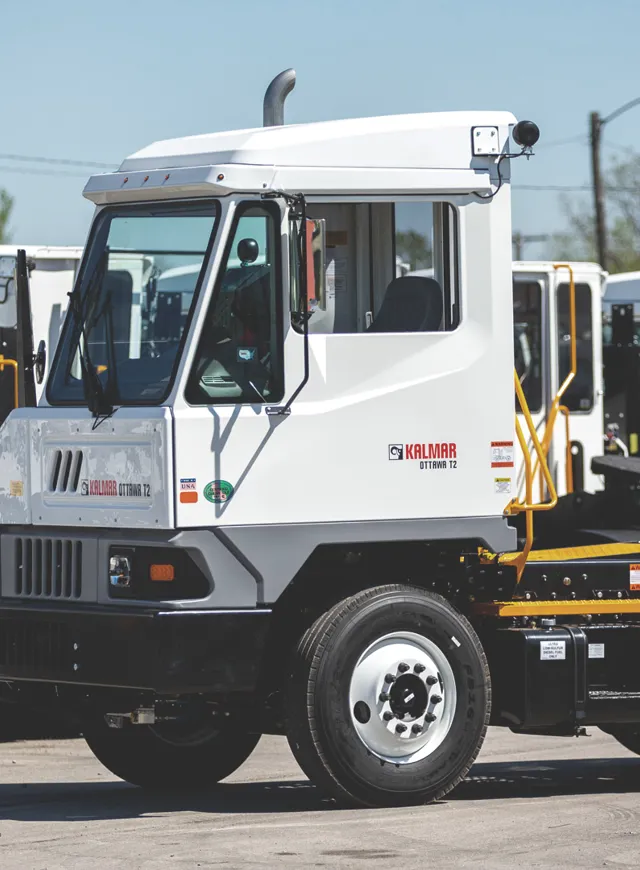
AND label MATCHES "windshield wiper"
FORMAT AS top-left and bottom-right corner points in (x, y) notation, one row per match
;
(66, 255), (115, 421)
